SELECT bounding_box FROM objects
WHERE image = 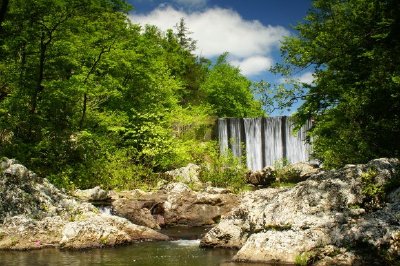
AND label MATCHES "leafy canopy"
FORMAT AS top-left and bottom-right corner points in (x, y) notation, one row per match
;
(269, 0), (400, 168)
(0, 1), (261, 189)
